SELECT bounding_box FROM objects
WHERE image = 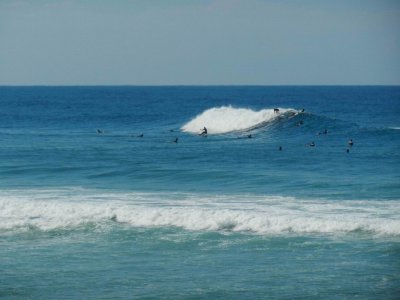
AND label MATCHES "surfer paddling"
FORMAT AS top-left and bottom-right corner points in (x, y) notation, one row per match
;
(307, 141), (315, 147)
